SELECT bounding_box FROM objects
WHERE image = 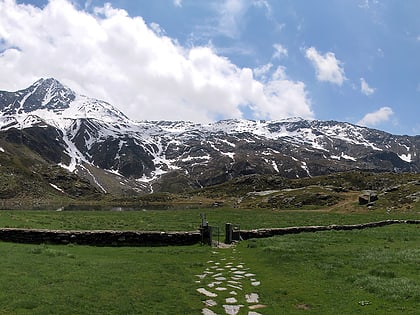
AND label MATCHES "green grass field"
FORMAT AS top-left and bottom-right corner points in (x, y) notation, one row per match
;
(0, 206), (418, 314)
(0, 224), (418, 314)
(0, 206), (418, 232)
(240, 224), (419, 314)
